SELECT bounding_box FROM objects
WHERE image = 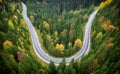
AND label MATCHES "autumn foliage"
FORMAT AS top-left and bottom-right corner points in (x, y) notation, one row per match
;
(96, 32), (103, 39)
(102, 20), (115, 31)
(3, 40), (13, 50)
(8, 20), (14, 29)
(98, 0), (112, 10)
(43, 21), (50, 31)
(74, 39), (82, 50)
(55, 44), (64, 52)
